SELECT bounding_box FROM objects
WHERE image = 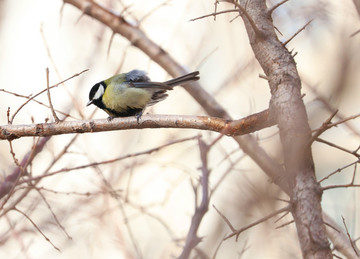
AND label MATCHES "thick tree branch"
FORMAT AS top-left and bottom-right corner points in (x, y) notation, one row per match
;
(0, 110), (274, 140)
(231, 0), (332, 257)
